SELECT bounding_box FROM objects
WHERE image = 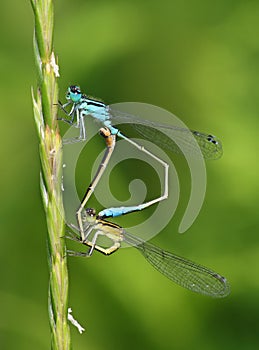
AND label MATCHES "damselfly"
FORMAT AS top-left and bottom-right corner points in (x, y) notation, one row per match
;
(66, 207), (230, 298)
